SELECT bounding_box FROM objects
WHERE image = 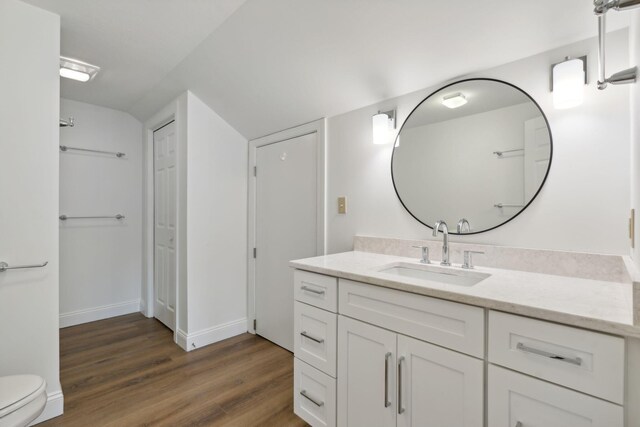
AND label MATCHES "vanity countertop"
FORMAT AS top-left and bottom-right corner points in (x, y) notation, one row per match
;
(290, 251), (639, 338)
